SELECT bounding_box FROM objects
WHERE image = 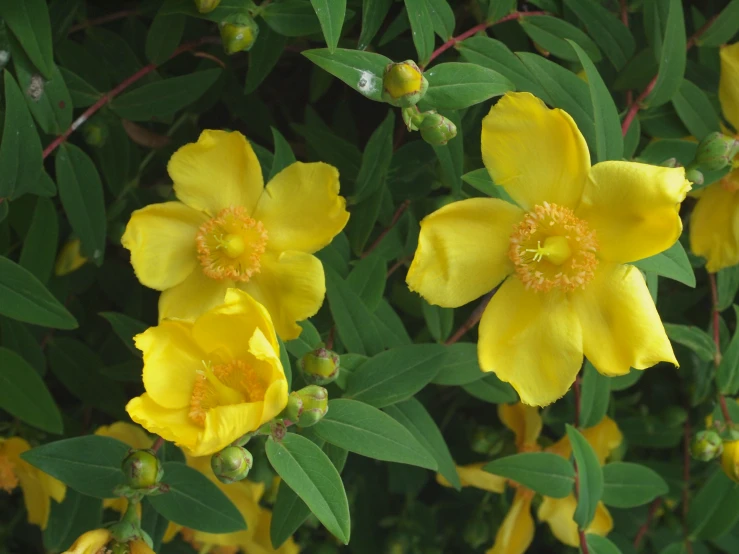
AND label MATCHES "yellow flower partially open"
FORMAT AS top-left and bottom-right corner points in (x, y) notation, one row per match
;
(126, 288), (288, 456)
(407, 92), (688, 406)
(0, 437), (66, 530)
(121, 130), (349, 340)
(62, 529), (154, 554)
(690, 42), (739, 273)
